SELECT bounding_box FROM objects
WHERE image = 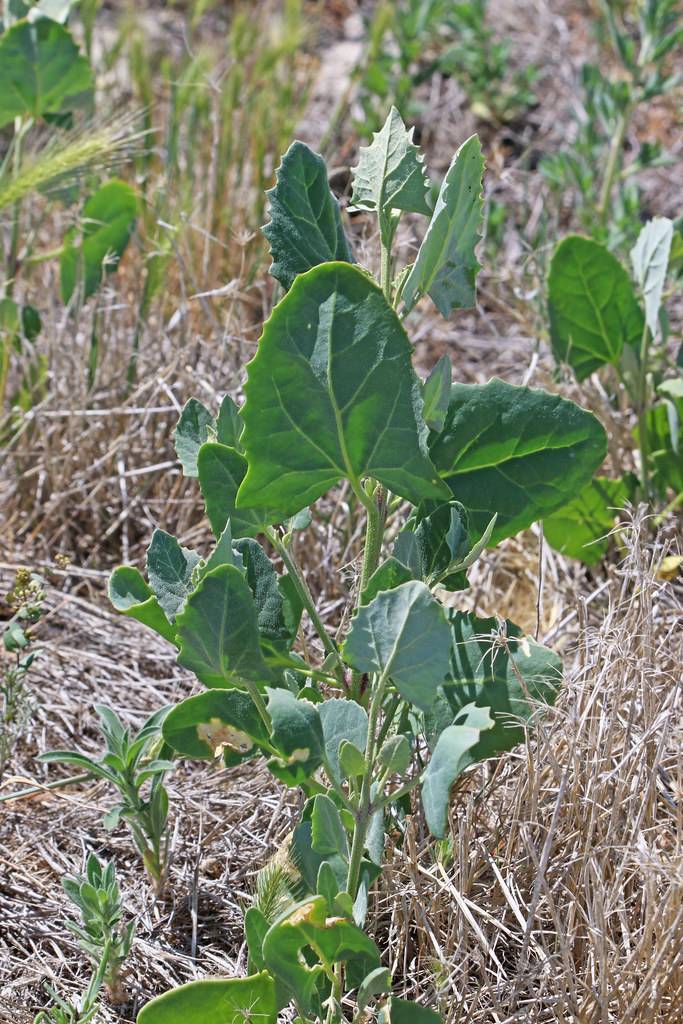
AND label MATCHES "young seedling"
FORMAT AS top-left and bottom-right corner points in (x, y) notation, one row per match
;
(40, 706), (174, 895)
(33, 958), (108, 1024)
(106, 109), (606, 1023)
(62, 853), (135, 1004)
(1, 568), (45, 781)
(544, 216), (682, 560)
(540, 0), (681, 247)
